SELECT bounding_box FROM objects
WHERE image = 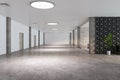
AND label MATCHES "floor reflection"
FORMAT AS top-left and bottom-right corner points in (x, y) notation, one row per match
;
(0, 46), (120, 80)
